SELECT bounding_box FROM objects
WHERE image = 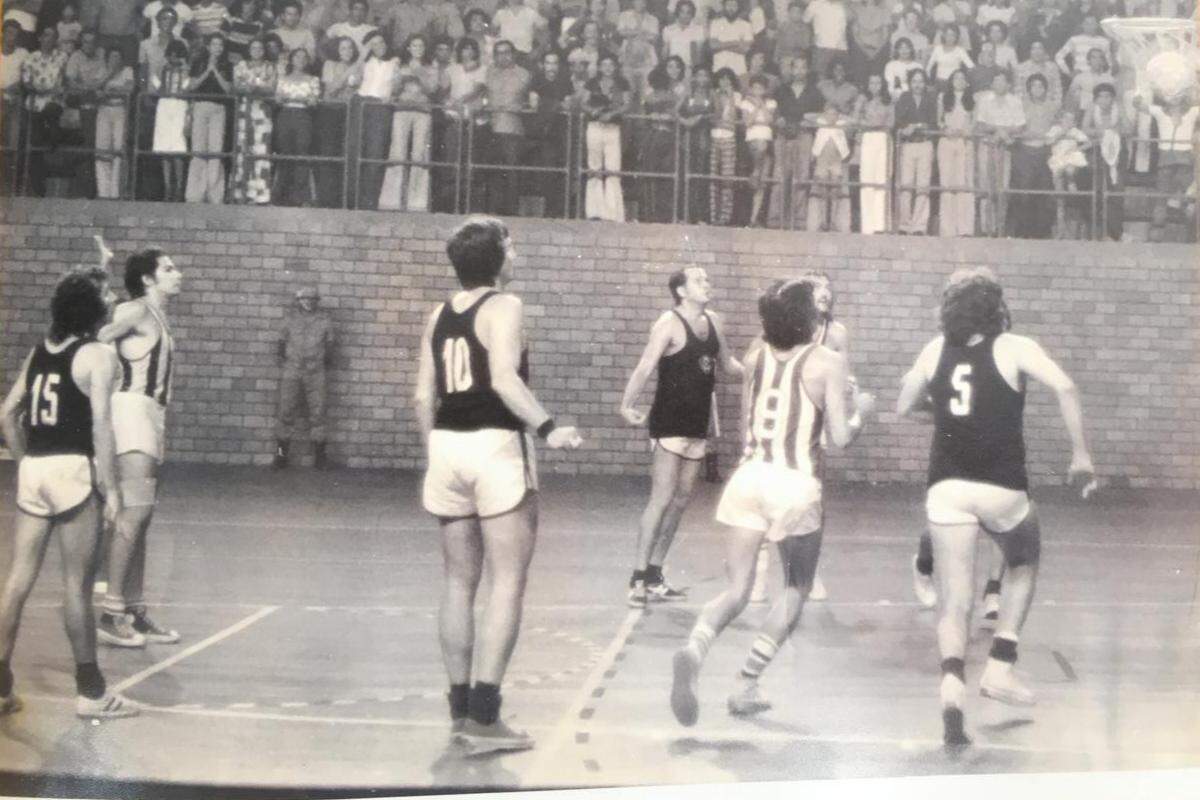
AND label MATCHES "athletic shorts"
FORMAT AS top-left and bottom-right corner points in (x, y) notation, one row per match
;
(112, 392), (166, 462)
(715, 460), (822, 541)
(423, 428), (538, 519)
(17, 454), (95, 518)
(926, 478), (1030, 533)
(653, 437), (707, 461)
